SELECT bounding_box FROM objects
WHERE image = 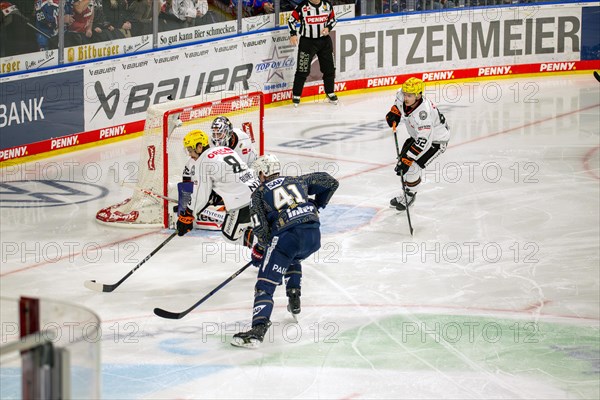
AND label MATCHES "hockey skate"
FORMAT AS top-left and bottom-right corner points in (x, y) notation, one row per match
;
(326, 93), (339, 104)
(286, 288), (301, 322)
(390, 190), (416, 211)
(292, 96), (301, 107)
(231, 321), (272, 349)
